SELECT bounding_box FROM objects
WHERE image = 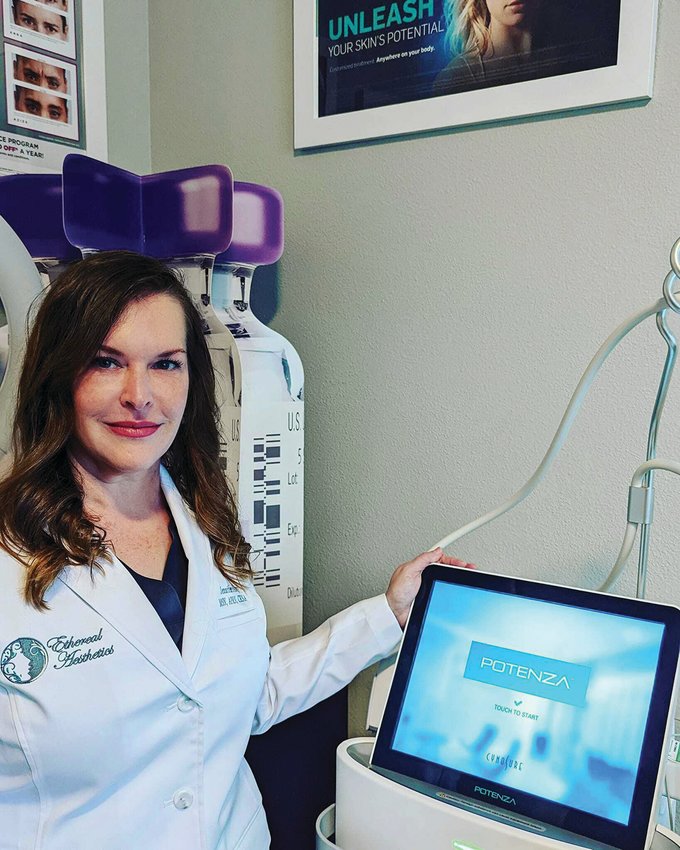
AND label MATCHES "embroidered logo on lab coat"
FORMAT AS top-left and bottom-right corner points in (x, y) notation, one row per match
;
(1, 629), (116, 682)
(46, 628), (115, 670)
(1, 638), (48, 684)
